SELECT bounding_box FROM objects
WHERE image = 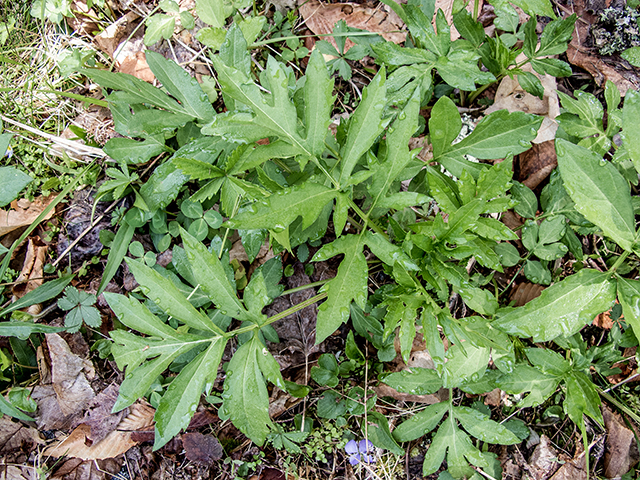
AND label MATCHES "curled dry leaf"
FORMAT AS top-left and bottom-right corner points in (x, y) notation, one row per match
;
(548, 440), (587, 480)
(298, 0), (406, 52)
(0, 195), (56, 237)
(114, 36), (155, 82)
(48, 333), (95, 416)
(81, 384), (125, 444)
(485, 60), (559, 144)
(66, 0), (99, 36)
(510, 282), (545, 307)
(94, 12), (139, 58)
(11, 237), (47, 315)
(516, 140), (557, 189)
(32, 334), (95, 430)
(45, 401), (155, 460)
